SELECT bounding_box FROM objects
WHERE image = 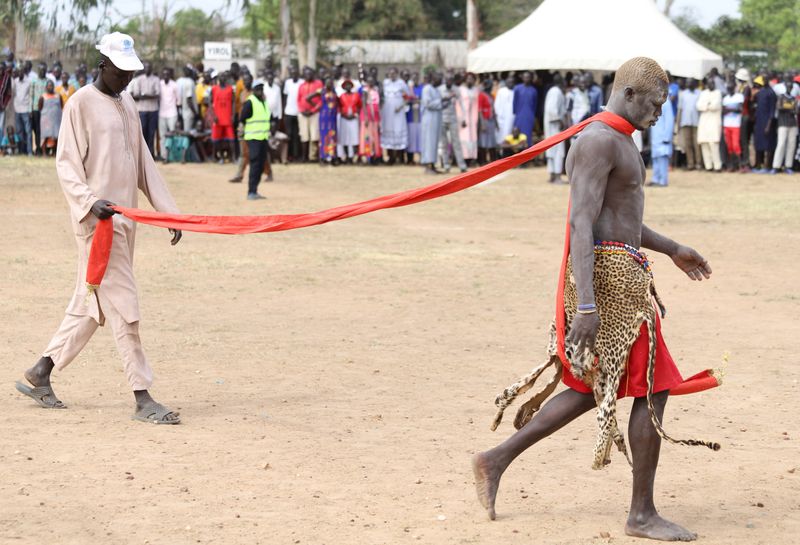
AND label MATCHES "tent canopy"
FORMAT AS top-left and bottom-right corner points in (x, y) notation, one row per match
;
(467, 0), (722, 79)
